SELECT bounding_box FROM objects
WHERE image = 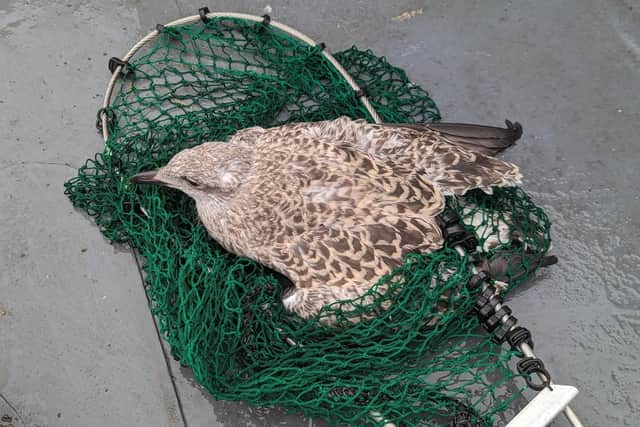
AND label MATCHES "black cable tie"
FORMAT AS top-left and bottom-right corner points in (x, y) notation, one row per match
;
(316, 42), (326, 51)
(517, 357), (552, 391)
(492, 315), (518, 344)
(463, 235), (479, 252)
(473, 285), (496, 313)
(453, 235), (478, 252)
(444, 224), (478, 251)
(355, 87), (369, 98)
(156, 24), (165, 32)
(473, 285), (499, 322)
(467, 271), (488, 292)
(440, 211), (460, 227)
(445, 224), (466, 238)
(485, 306), (512, 332)
(506, 326), (534, 351)
(199, 7), (210, 23)
(262, 14), (271, 26)
(95, 107), (115, 133)
(95, 108), (106, 133)
(108, 57), (129, 75)
(477, 295), (500, 323)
